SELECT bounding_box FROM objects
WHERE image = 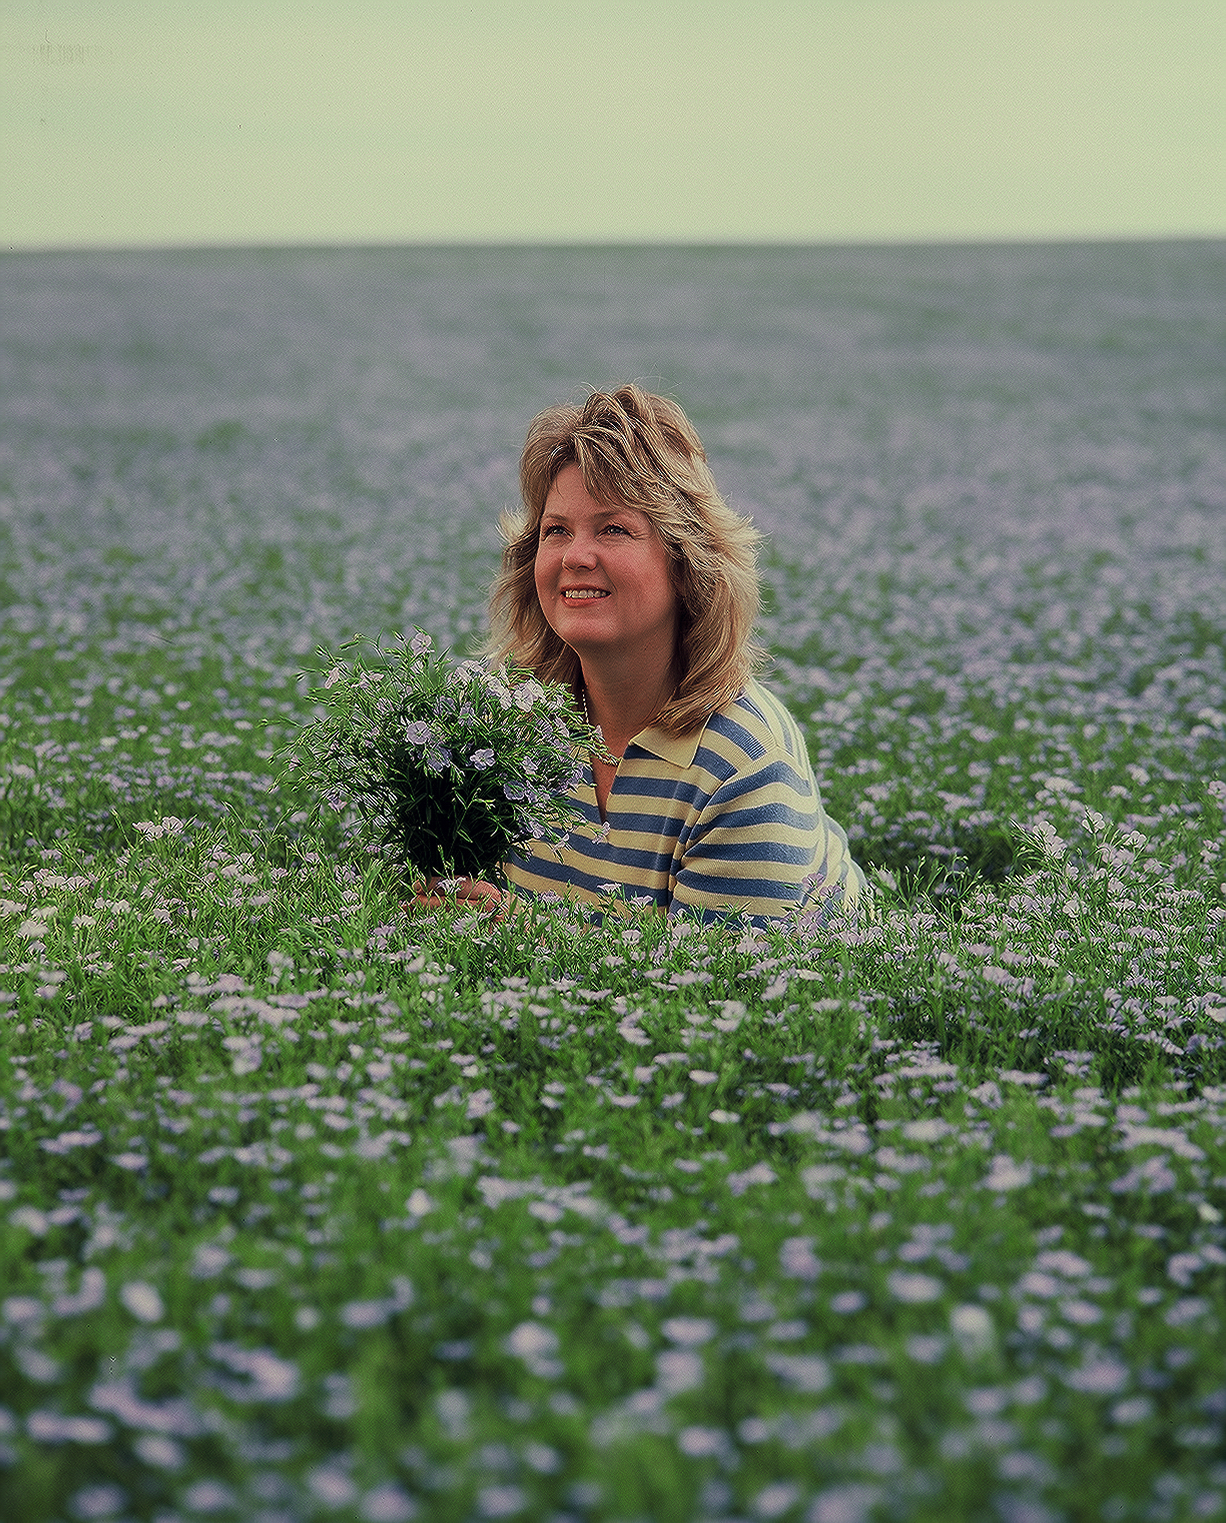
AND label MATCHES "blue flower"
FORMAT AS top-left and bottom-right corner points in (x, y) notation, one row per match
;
(469, 748), (496, 770)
